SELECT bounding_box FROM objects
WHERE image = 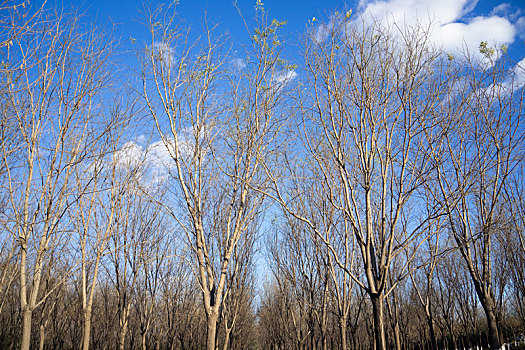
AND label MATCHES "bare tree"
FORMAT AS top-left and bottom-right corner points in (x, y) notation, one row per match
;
(218, 223), (257, 350)
(504, 165), (525, 328)
(134, 216), (170, 350)
(407, 216), (450, 350)
(103, 171), (166, 350)
(270, 213), (331, 350)
(0, 1), (44, 330)
(157, 242), (203, 349)
(265, 14), (454, 349)
(141, 4), (288, 348)
(72, 104), (136, 350)
(0, 6), (115, 349)
(432, 47), (525, 349)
